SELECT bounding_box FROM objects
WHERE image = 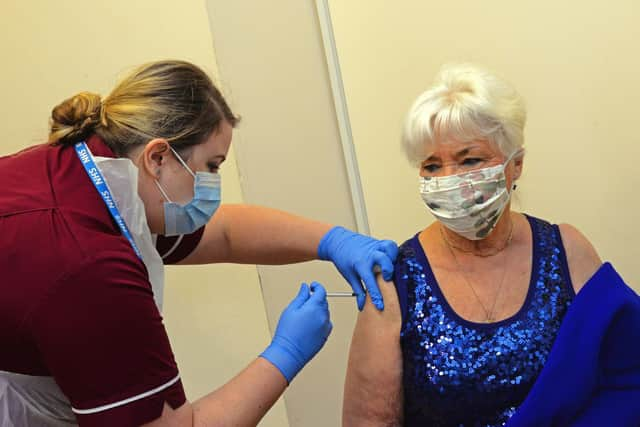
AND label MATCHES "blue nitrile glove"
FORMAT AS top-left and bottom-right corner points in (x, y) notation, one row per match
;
(260, 282), (332, 383)
(317, 226), (399, 311)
